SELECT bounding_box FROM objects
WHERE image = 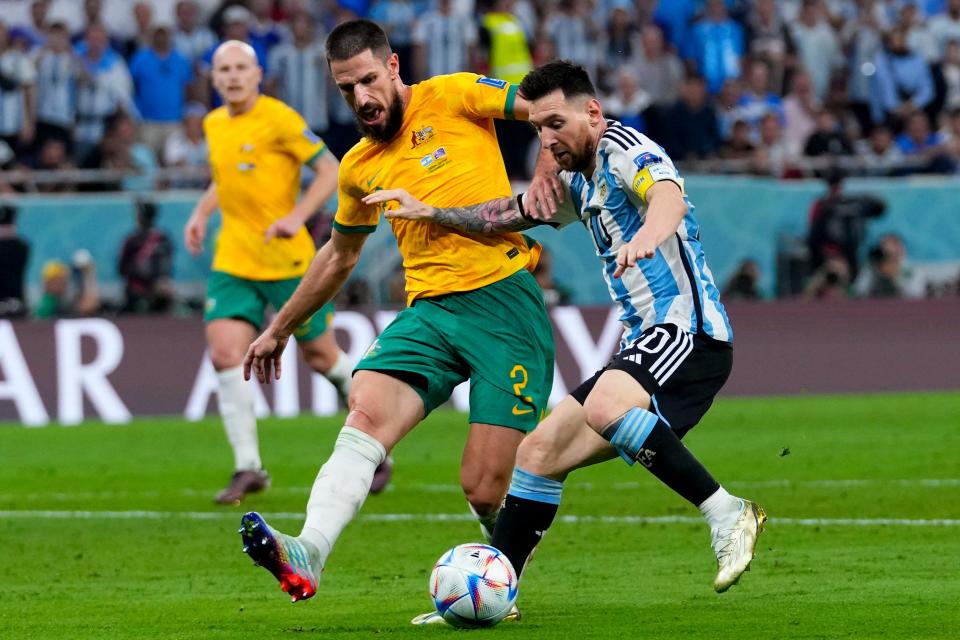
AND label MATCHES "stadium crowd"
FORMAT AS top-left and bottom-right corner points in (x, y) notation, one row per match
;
(2, 0), (960, 317)
(2, 0), (960, 187)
